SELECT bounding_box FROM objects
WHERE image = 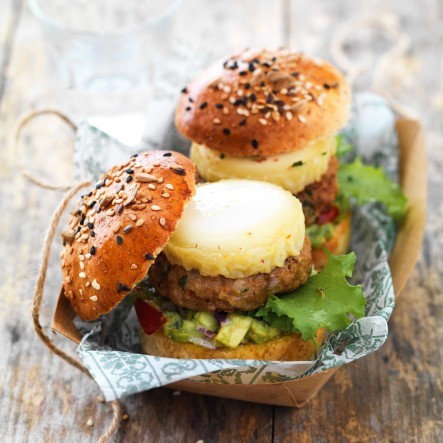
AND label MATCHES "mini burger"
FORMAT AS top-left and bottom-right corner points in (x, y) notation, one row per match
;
(175, 48), (352, 268)
(61, 151), (365, 361)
